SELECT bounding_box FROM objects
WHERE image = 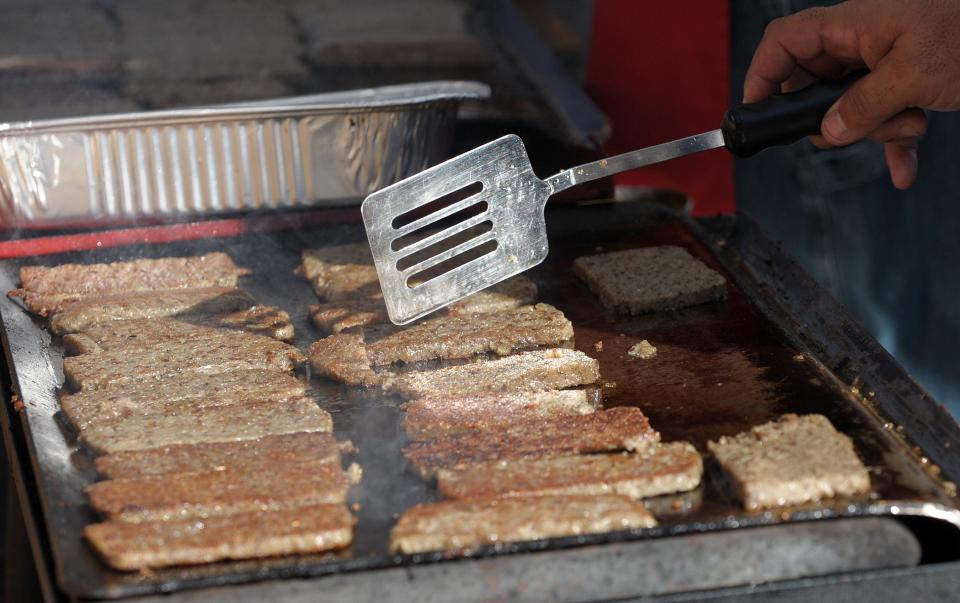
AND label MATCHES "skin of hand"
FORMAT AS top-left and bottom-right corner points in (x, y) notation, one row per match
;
(743, 0), (960, 189)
